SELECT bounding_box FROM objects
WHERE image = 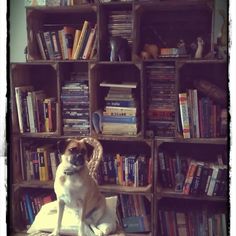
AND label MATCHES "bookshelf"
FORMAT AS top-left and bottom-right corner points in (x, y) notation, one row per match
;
(10, 1), (228, 235)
